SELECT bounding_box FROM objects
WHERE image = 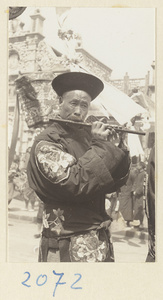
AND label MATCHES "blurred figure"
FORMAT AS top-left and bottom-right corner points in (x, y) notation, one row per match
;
(14, 147), (37, 211)
(34, 198), (44, 238)
(13, 169), (37, 211)
(8, 155), (20, 204)
(105, 192), (119, 220)
(130, 161), (146, 228)
(119, 160), (138, 226)
(146, 146), (155, 262)
(19, 147), (32, 170)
